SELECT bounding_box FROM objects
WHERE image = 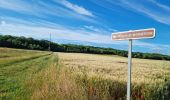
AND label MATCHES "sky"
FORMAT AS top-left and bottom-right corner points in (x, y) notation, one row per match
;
(0, 0), (170, 54)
